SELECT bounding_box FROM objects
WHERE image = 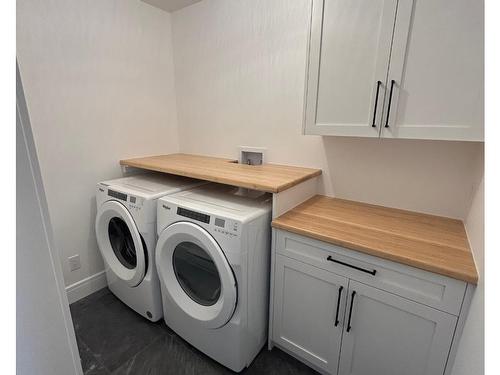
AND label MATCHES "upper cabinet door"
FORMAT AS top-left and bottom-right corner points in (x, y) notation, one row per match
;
(381, 0), (484, 141)
(304, 0), (399, 137)
(338, 280), (457, 375)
